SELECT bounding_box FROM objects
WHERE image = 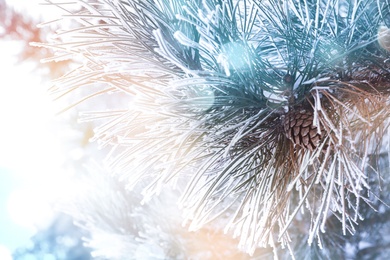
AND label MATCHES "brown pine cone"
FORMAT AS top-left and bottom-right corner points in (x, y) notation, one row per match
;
(283, 107), (322, 151)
